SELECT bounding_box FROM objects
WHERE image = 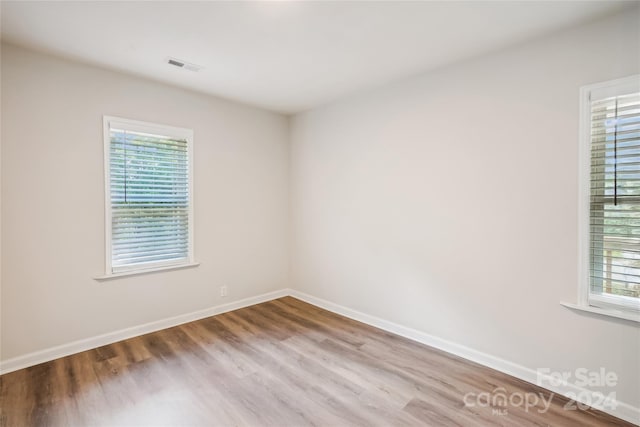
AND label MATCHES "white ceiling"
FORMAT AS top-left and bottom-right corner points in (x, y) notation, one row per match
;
(0, 1), (632, 114)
